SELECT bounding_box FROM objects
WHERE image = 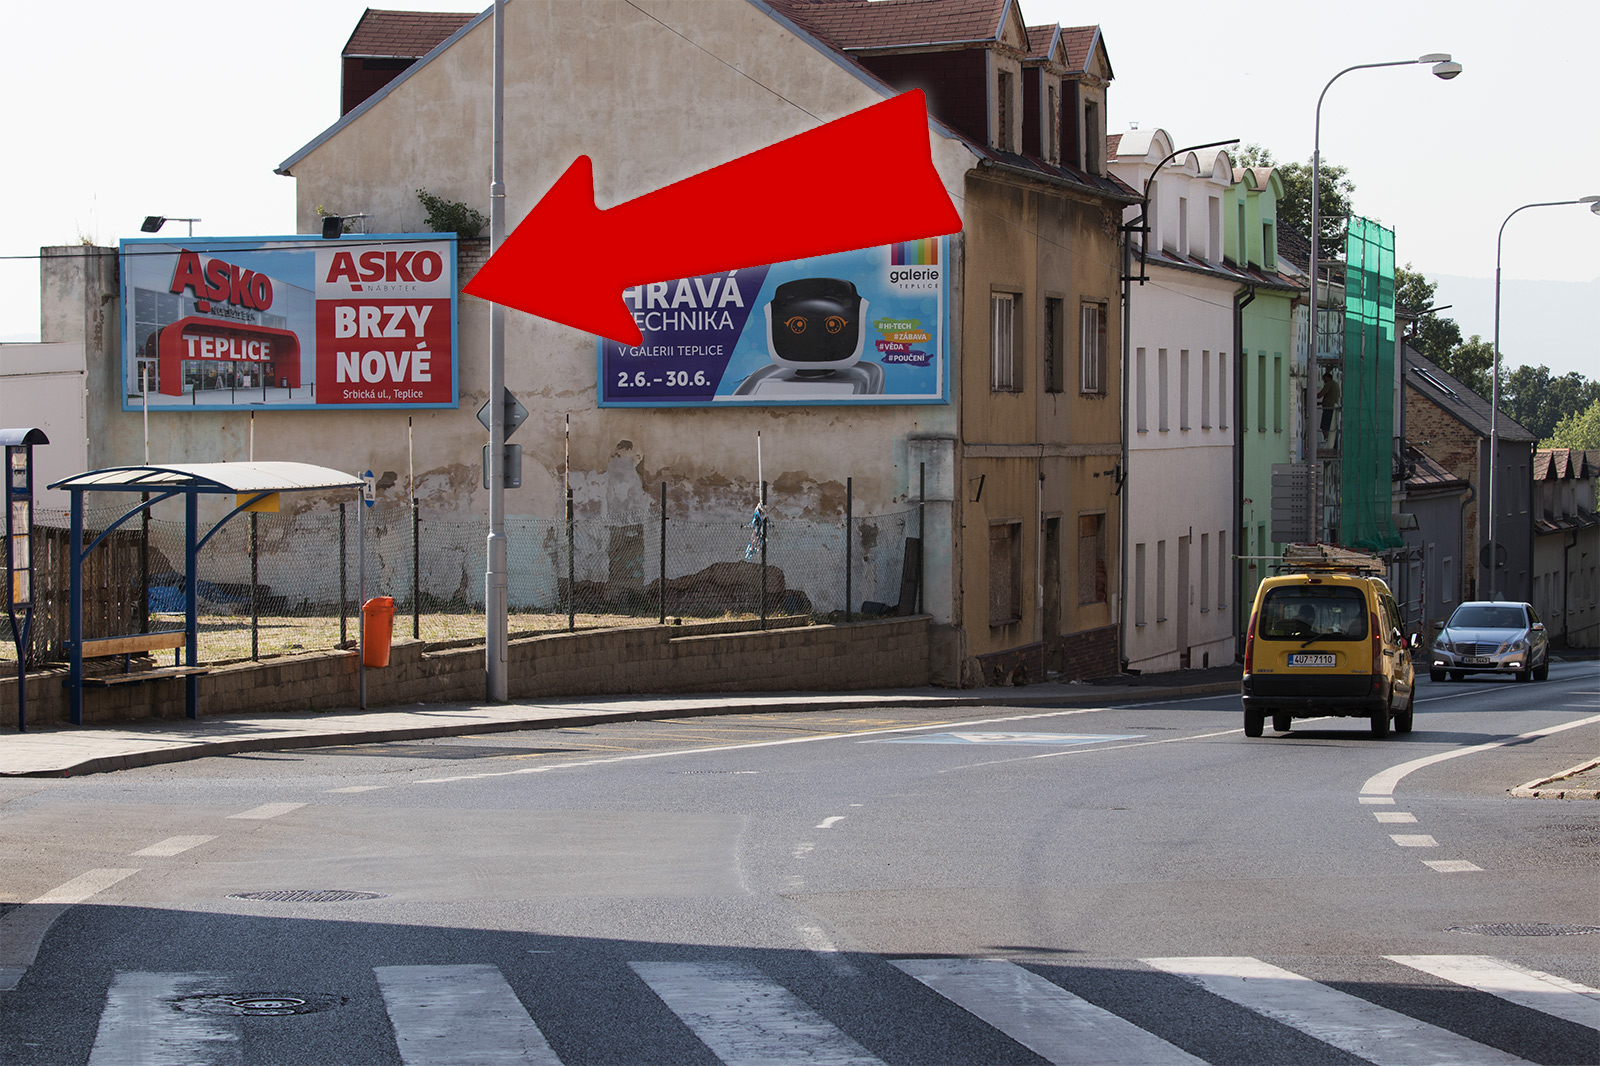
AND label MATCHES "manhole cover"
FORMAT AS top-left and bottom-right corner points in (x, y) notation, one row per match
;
(174, 992), (344, 1017)
(1447, 922), (1600, 937)
(227, 890), (387, 903)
